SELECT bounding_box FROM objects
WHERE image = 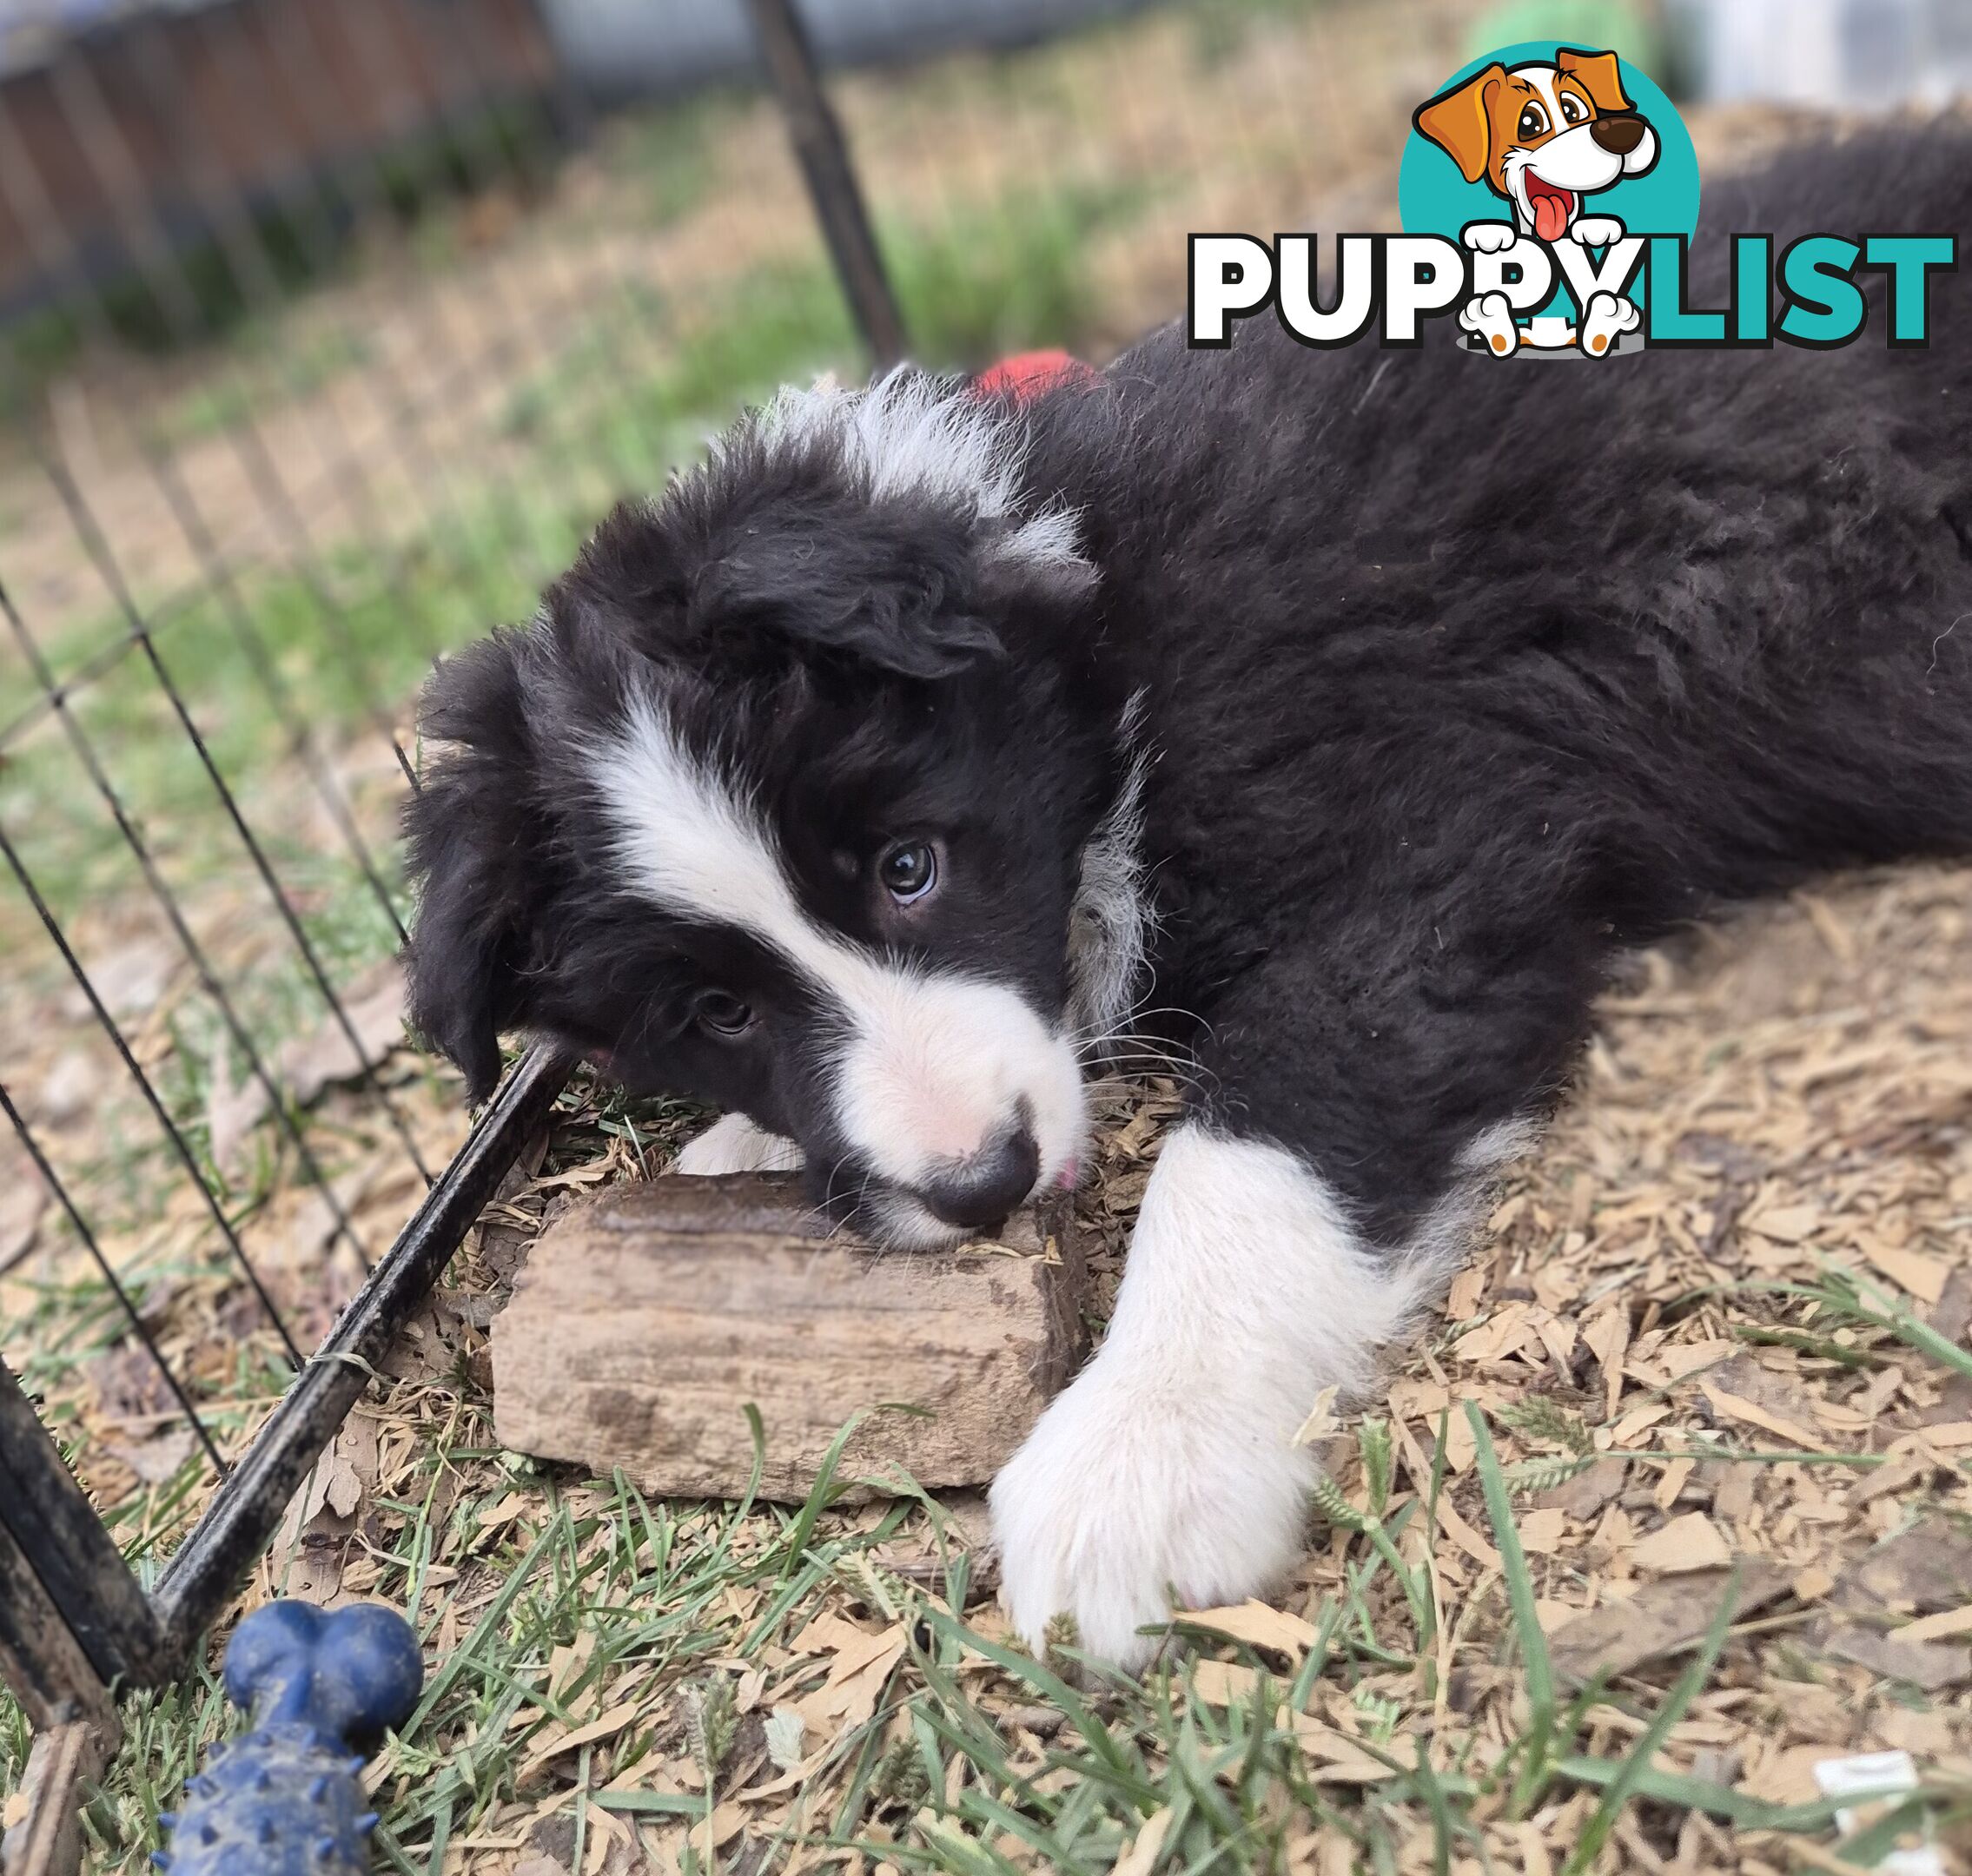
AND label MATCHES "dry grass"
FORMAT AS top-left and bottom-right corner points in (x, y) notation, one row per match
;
(30, 861), (1969, 1873)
